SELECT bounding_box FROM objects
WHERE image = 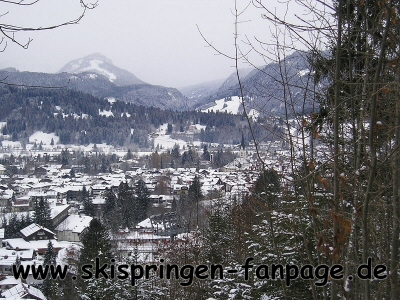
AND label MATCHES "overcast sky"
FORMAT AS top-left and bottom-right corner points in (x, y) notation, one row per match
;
(0, 0), (317, 88)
